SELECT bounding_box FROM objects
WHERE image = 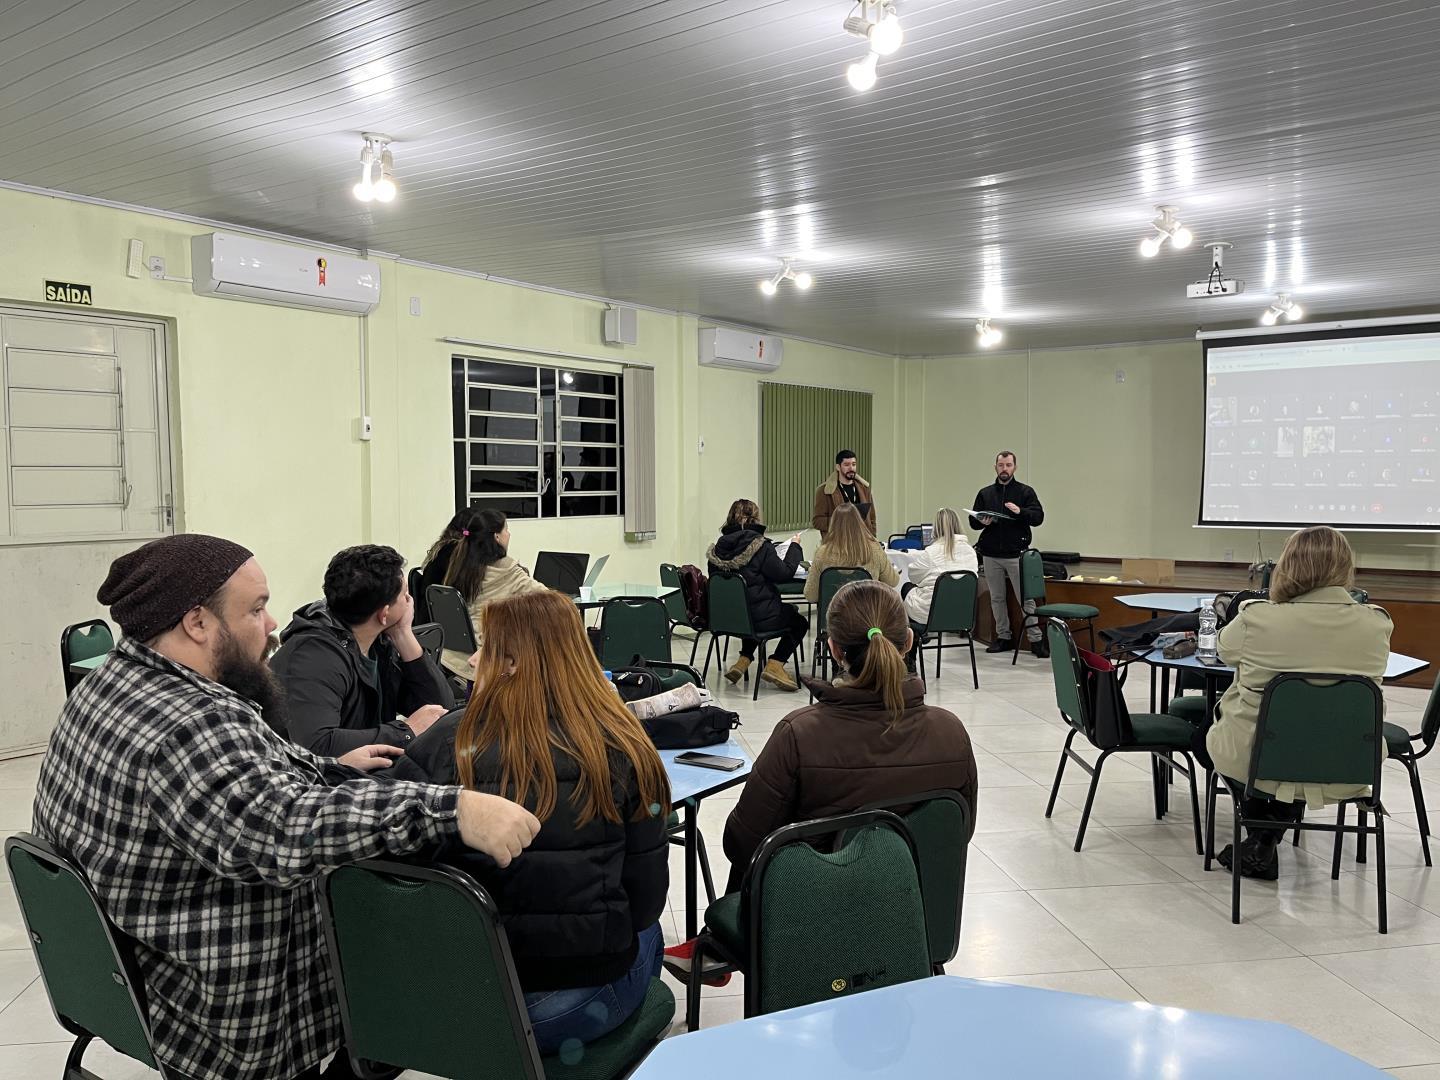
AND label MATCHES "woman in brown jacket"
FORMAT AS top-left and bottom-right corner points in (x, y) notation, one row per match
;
(721, 578), (978, 890)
